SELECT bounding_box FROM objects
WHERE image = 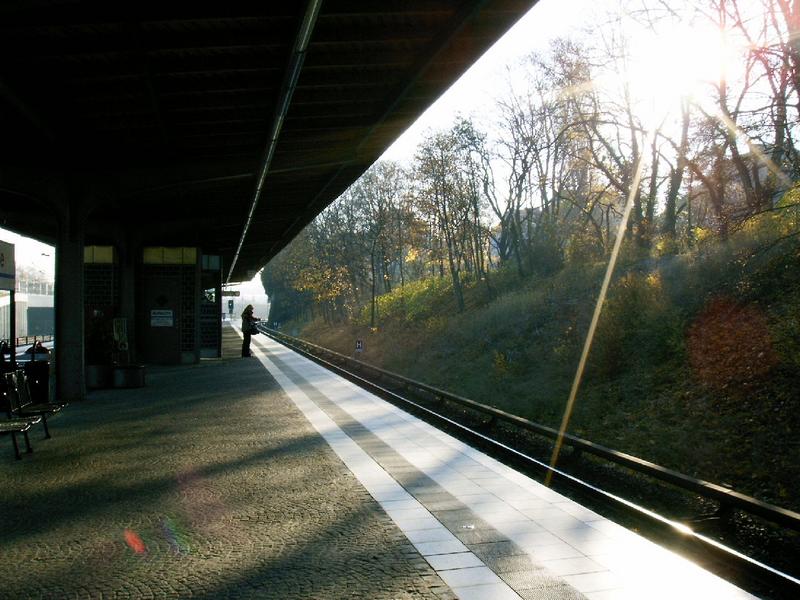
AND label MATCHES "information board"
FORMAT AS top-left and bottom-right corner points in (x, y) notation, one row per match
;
(150, 309), (174, 327)
(0, 241), (15, 291)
